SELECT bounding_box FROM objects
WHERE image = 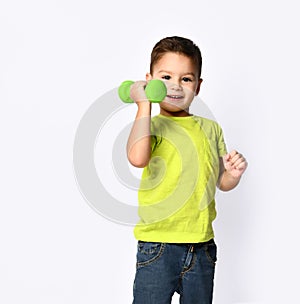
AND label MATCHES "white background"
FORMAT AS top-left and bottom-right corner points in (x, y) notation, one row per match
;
(1, 0), (299, 303)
